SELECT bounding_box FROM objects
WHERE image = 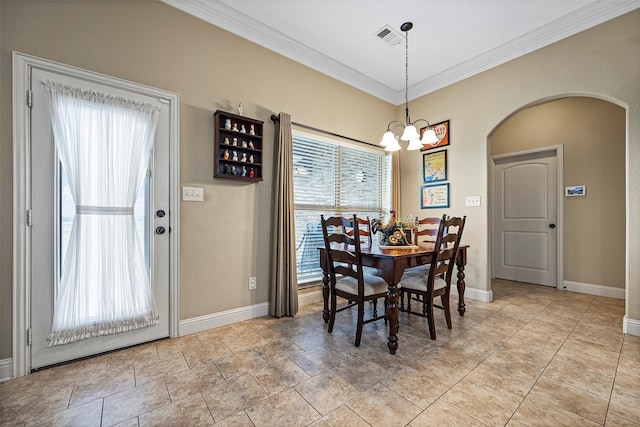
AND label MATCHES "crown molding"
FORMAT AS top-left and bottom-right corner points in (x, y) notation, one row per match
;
(410, 0), (640, 102)
(162, 0), (397, 103)
(163, 0), (640, 105)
